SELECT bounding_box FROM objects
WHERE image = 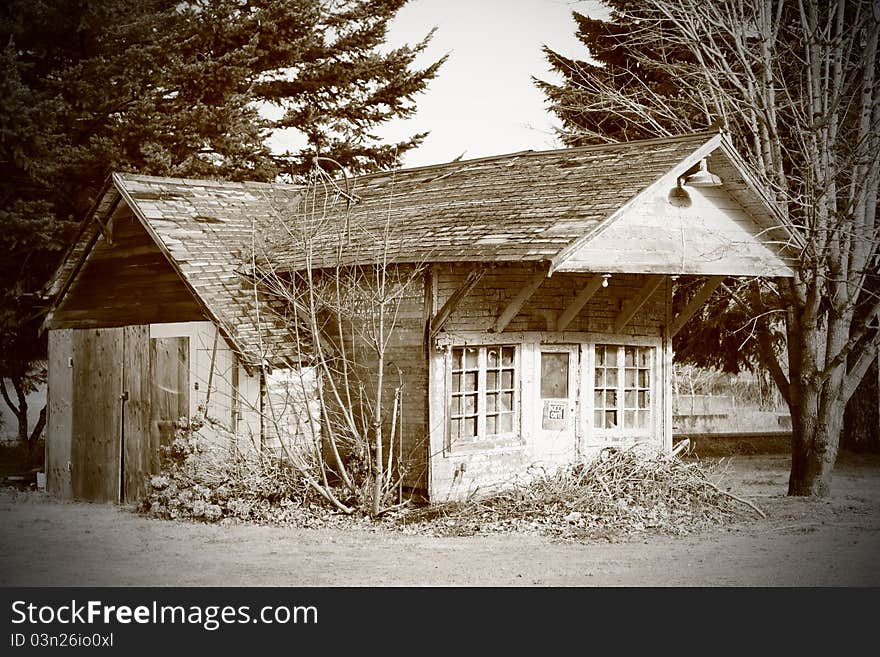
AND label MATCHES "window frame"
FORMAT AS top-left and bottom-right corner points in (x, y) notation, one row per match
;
(445, 344), (520, 453)
(591, 343), (656, 440)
